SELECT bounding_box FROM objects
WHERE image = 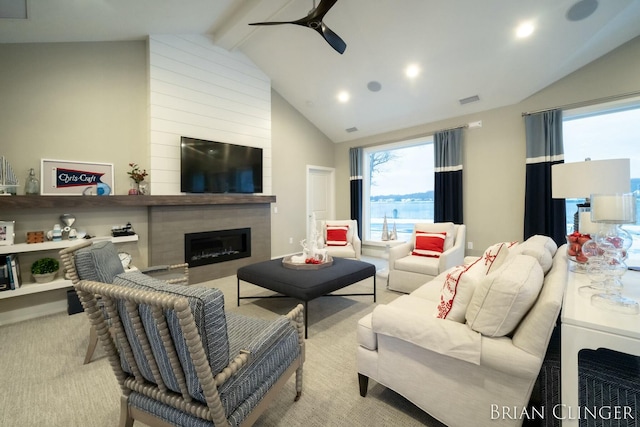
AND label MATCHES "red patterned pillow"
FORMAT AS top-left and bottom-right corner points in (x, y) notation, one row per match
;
(326, 225), (349, 246)
(479, 242), (511, 274)
(412, 231), (446, 258)
(435, 262), (480, 322)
